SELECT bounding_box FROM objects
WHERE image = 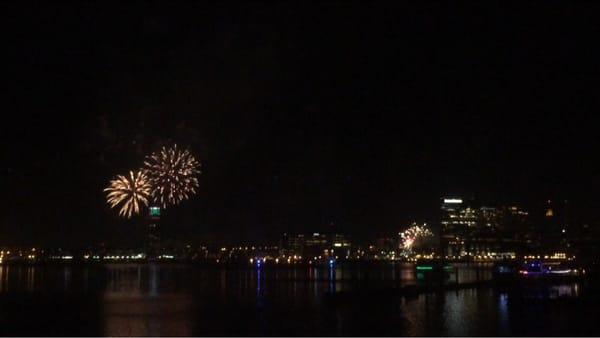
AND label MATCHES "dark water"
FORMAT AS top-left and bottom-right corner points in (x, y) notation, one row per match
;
(0, 263), (596, 336)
